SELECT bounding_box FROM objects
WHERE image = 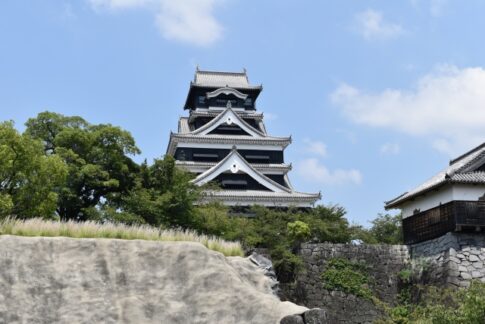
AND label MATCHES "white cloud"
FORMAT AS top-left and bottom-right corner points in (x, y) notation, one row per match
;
(331, 65), (485, 156)
(380, 143), (400, 155)
(296, 158), (362, 186)
(87, 0), (223, 46)
(355, 9), (404, 40)
(303, 138), (327, 157)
